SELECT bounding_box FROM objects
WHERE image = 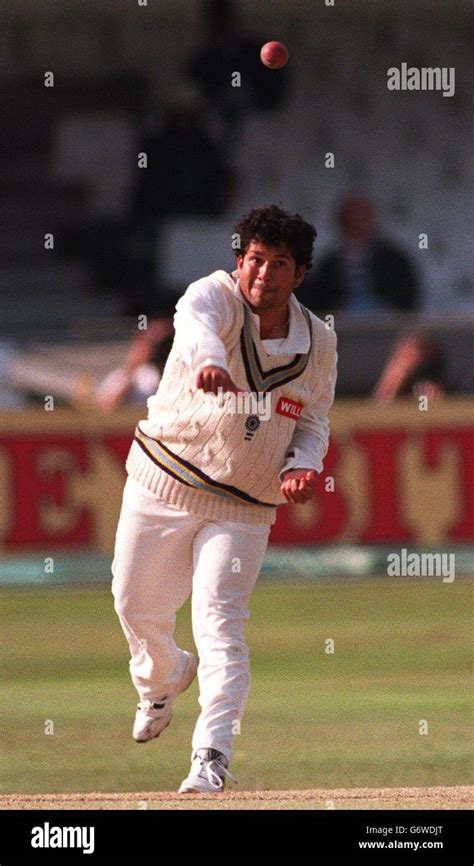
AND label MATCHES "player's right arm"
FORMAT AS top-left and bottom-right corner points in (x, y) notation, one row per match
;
(173, 279), (239, 394)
